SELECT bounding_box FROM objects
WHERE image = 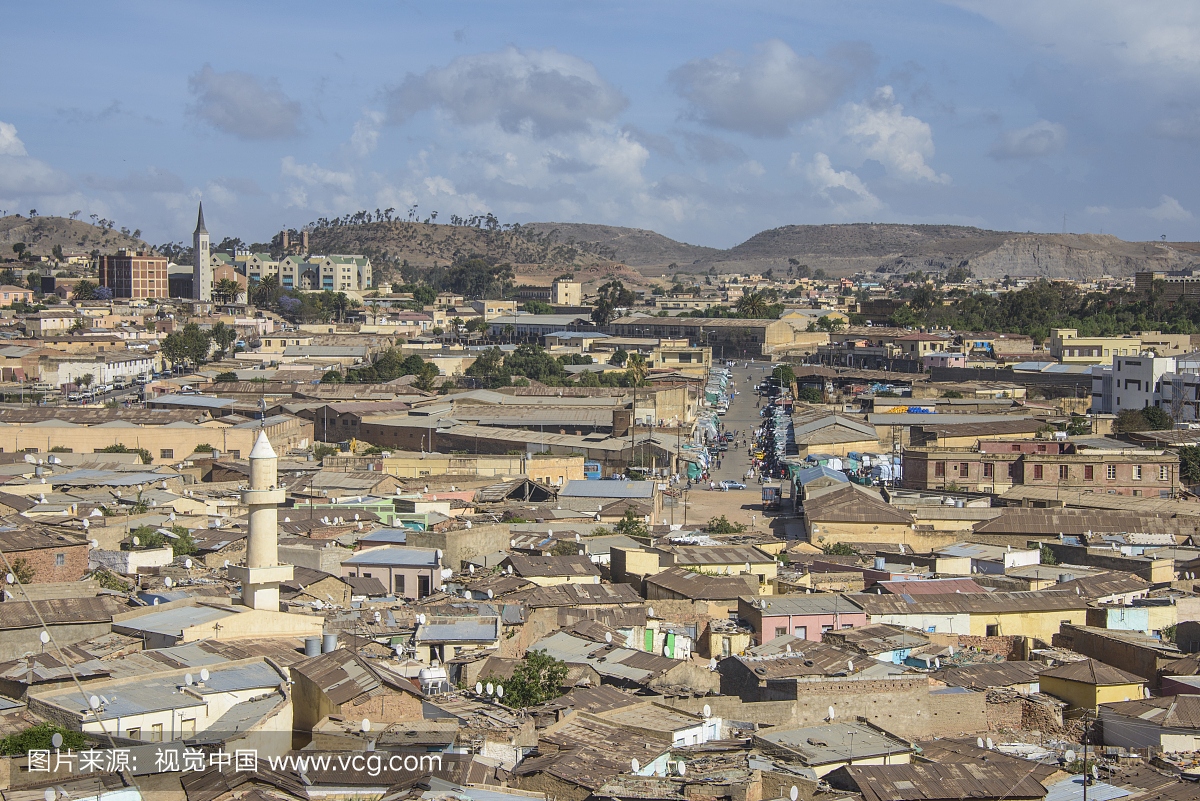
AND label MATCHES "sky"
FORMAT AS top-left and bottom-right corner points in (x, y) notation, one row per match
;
(3, 1), (1200, 249)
